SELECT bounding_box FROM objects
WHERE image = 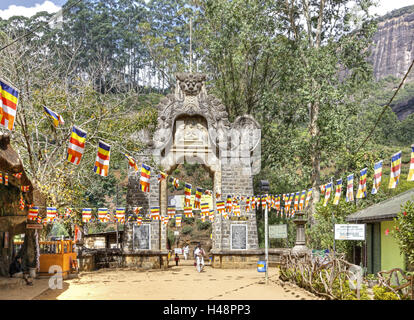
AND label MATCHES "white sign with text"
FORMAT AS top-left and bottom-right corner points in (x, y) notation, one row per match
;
(334, 224), (365, 240)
